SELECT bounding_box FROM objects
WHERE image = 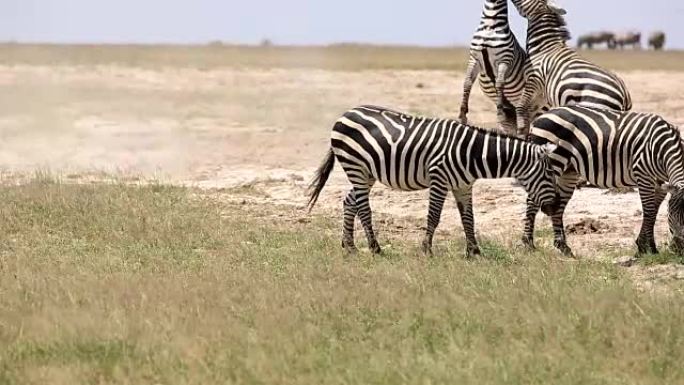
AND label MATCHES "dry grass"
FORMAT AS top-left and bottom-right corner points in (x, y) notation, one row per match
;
(1, 178), (684, 384)
(1, 42), (684, 383)
(1, 43), (684, 72)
